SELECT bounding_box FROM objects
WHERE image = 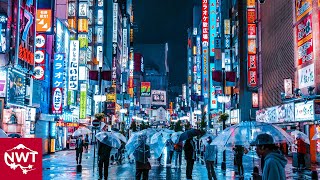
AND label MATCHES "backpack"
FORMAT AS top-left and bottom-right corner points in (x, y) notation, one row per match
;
(134, 145), (150, 163)
(174, 142), (183, 151)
